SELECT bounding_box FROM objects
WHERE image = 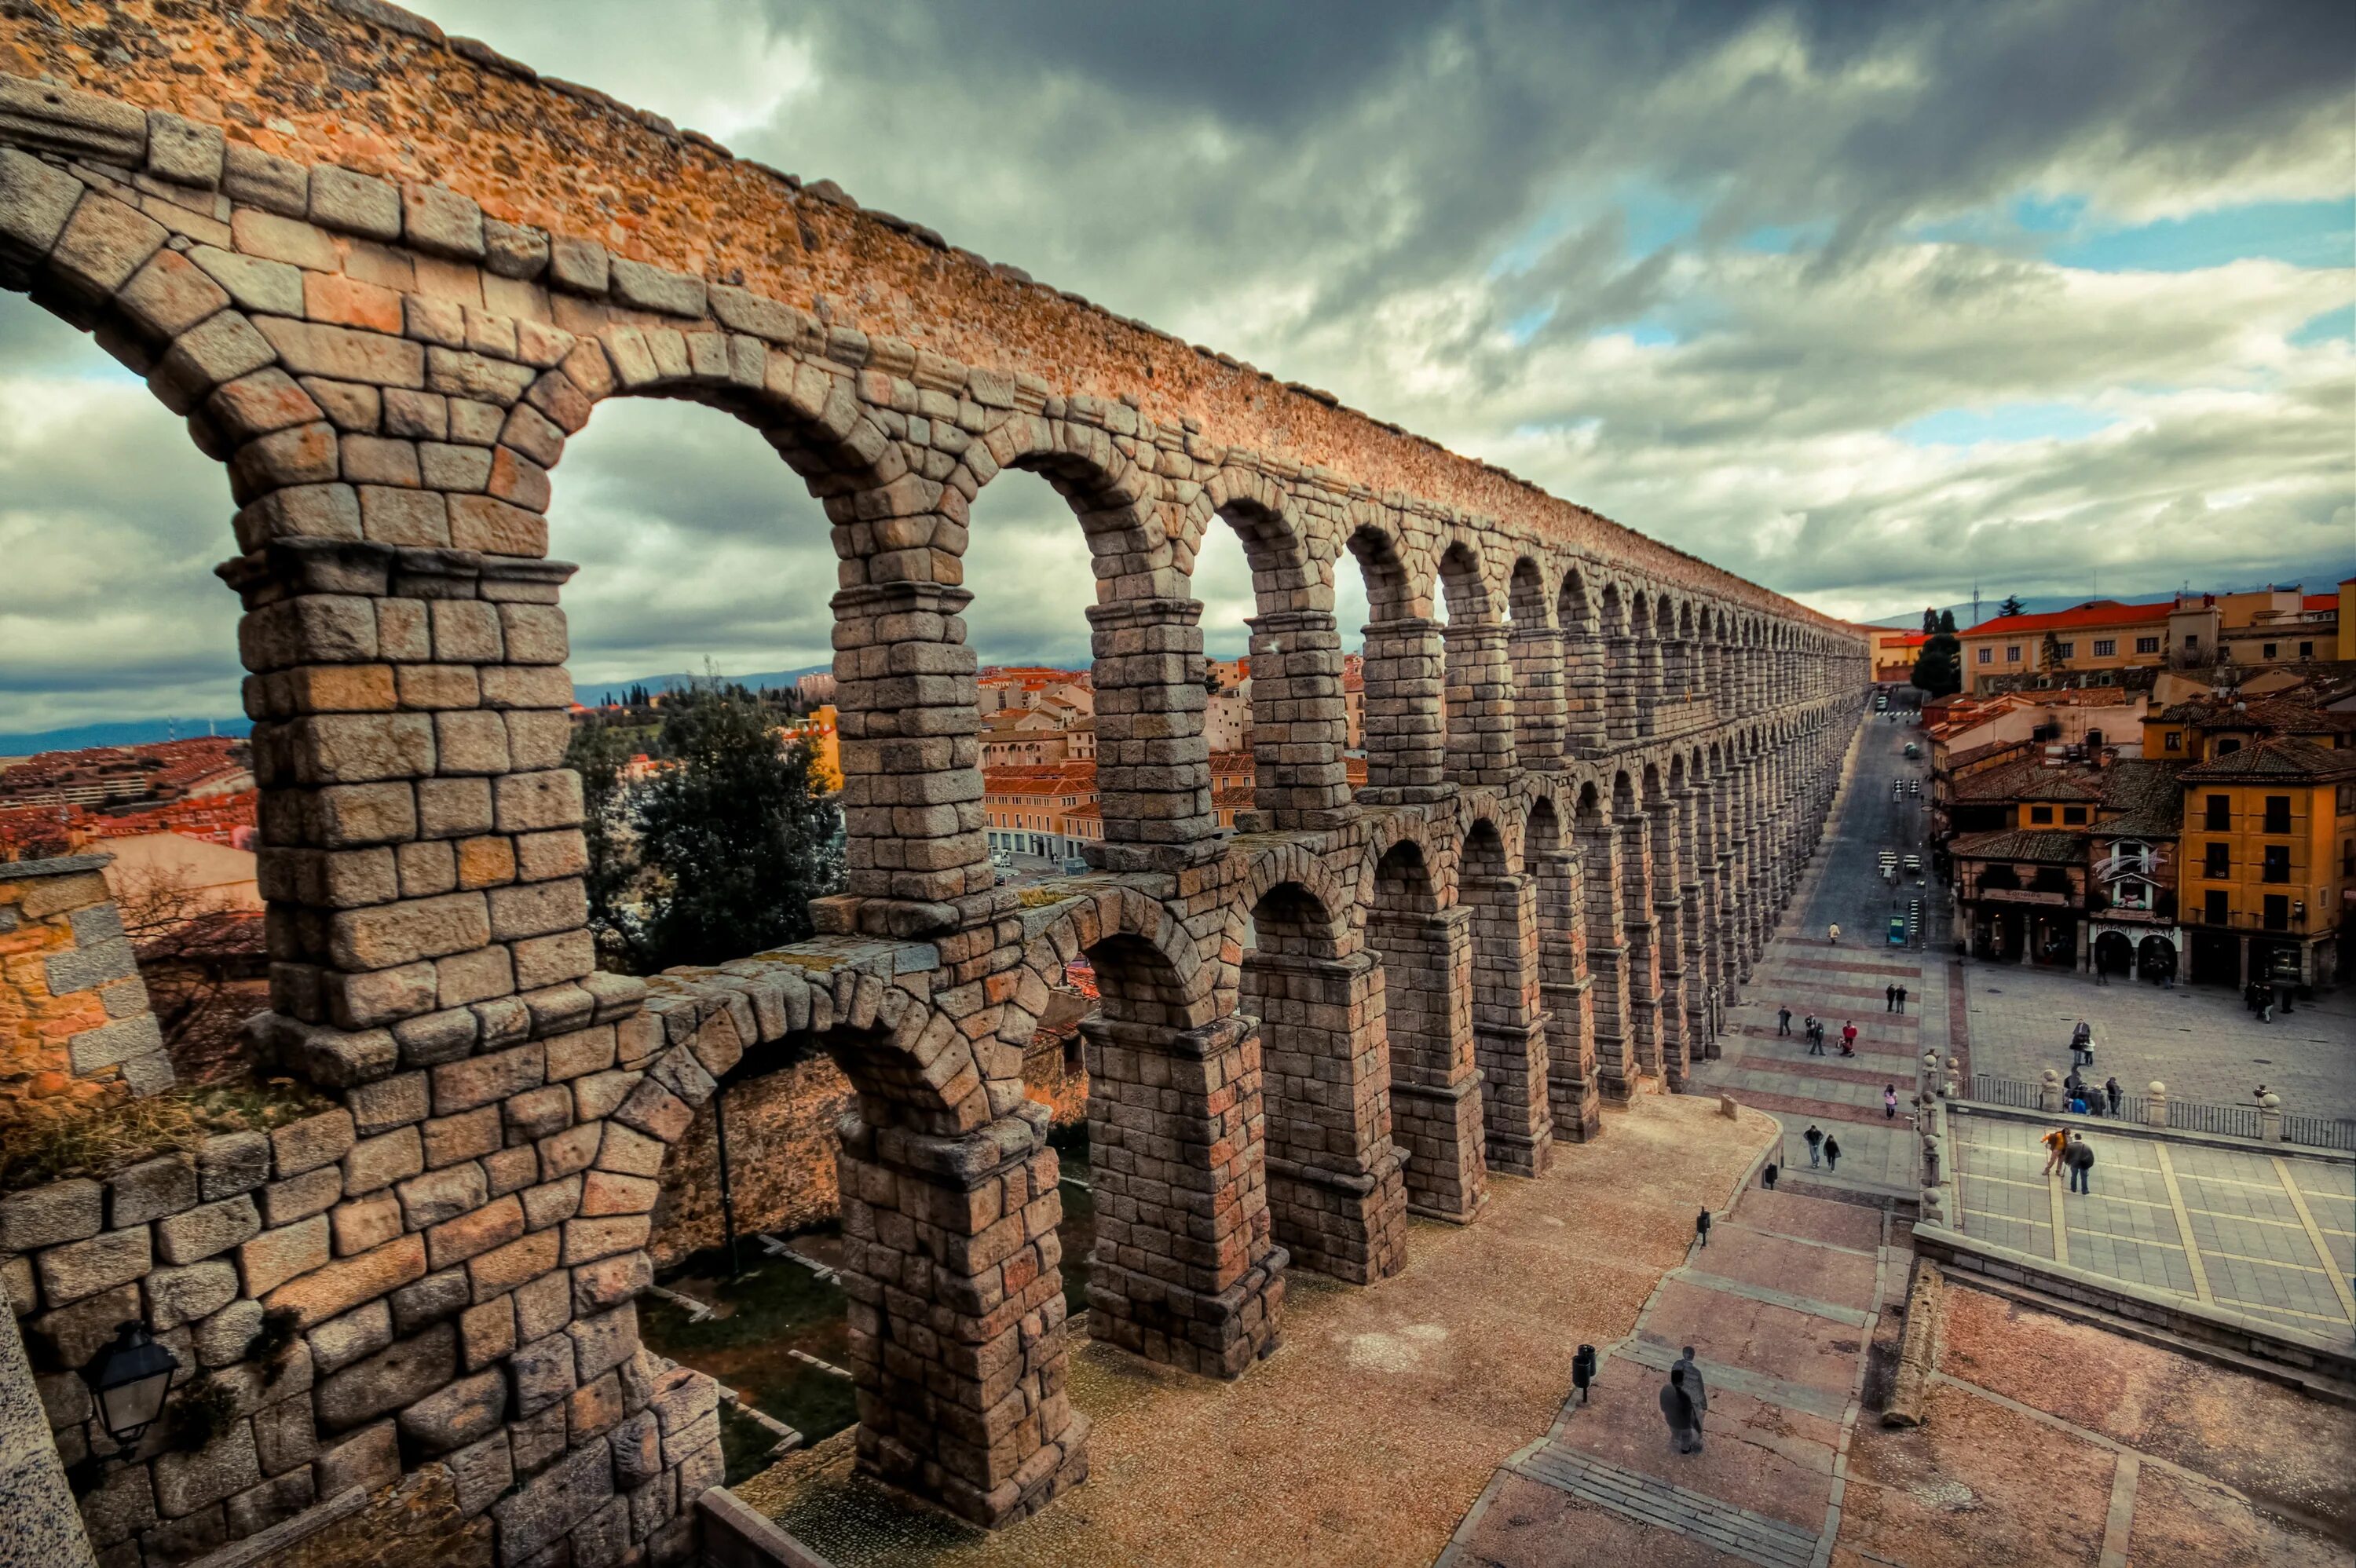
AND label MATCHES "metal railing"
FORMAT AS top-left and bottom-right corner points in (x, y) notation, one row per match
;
(1966, 1073), (2354, 1151)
